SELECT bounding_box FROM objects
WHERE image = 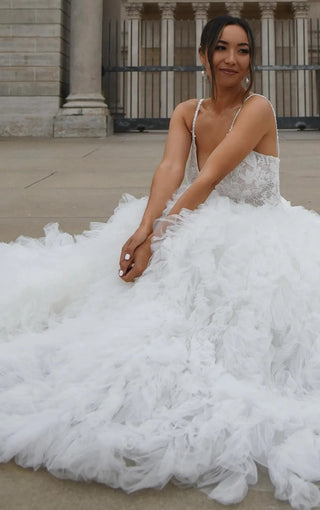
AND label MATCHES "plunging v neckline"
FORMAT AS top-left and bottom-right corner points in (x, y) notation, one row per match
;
(191, 95), (279, 173)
